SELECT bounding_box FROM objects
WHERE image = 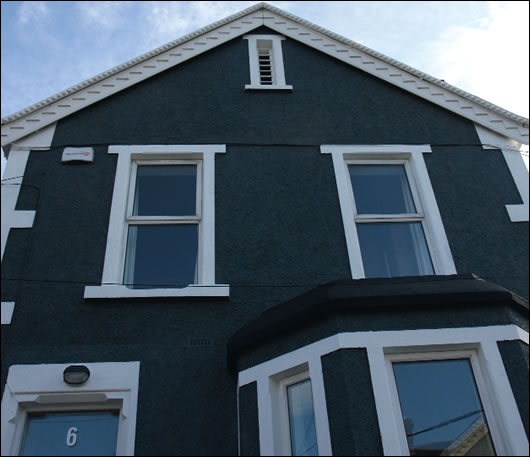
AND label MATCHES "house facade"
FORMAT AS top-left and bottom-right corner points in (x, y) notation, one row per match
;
(1, 3), (528, 456)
